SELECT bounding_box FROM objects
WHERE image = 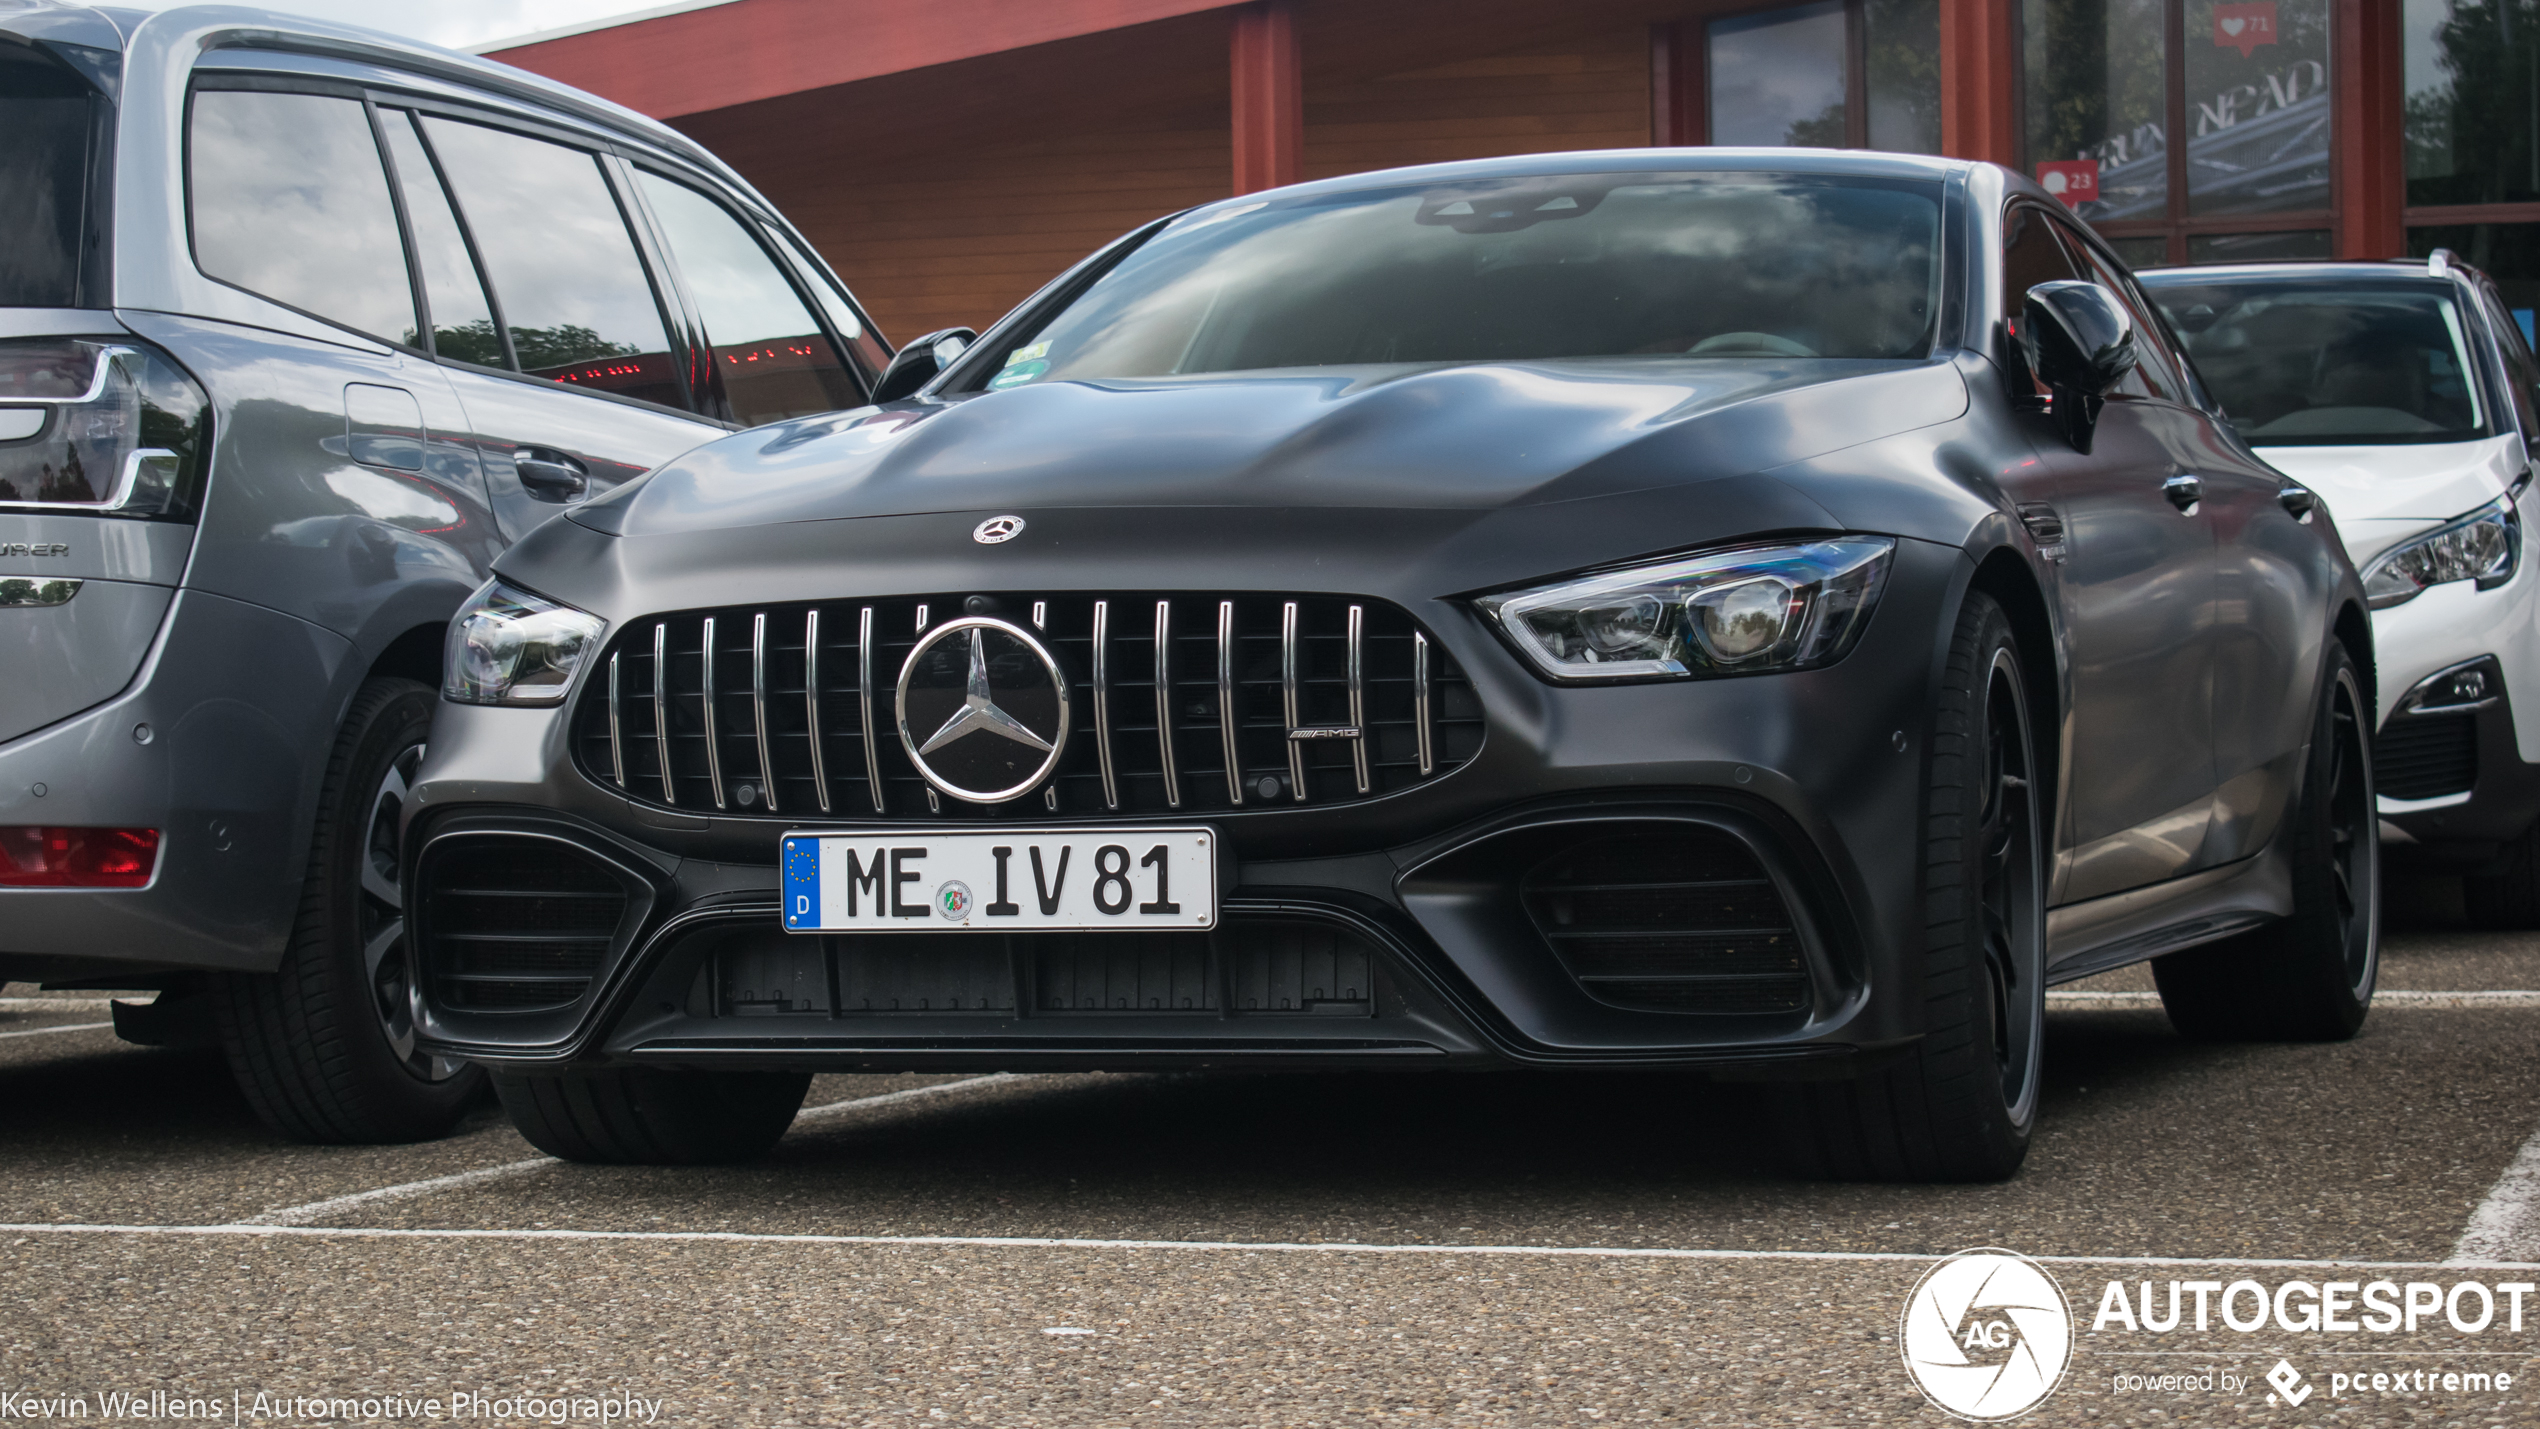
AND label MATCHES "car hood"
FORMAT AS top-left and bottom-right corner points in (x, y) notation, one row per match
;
(2256, 435), (2523, 566)
(570, 358), (1969, 539)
